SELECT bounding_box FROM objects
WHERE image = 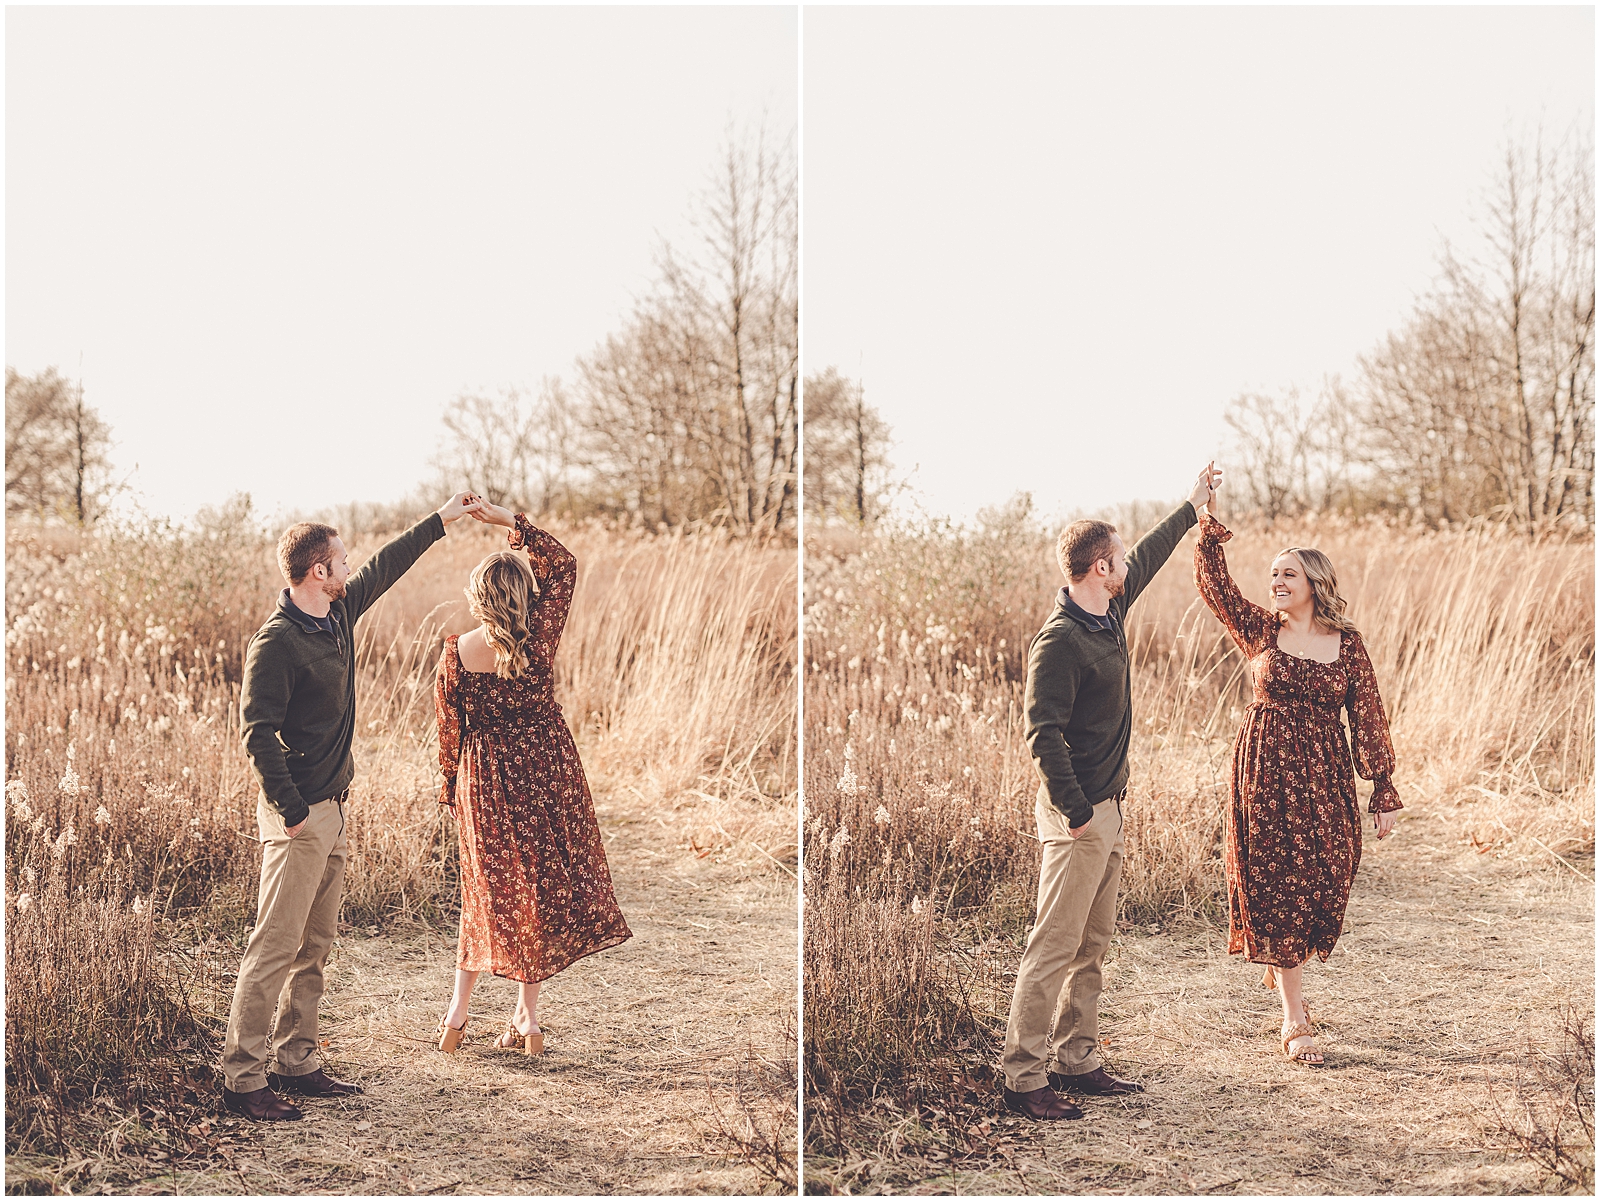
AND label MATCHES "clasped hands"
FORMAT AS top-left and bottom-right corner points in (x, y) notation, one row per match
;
(1189, 461), (1223, 514)
(437, 491), (517, 529)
